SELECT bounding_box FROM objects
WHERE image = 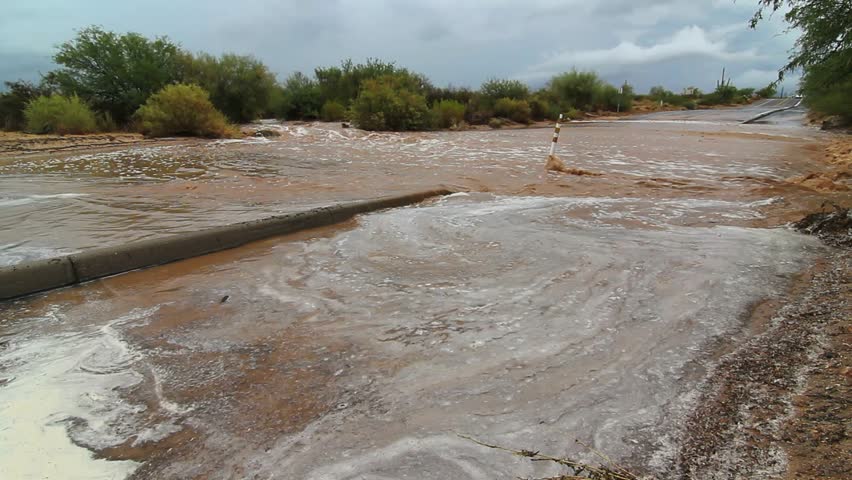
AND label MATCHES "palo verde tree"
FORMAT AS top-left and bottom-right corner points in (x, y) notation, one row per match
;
(751, 0), (851, 120)
(44, 26), (182, 124)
